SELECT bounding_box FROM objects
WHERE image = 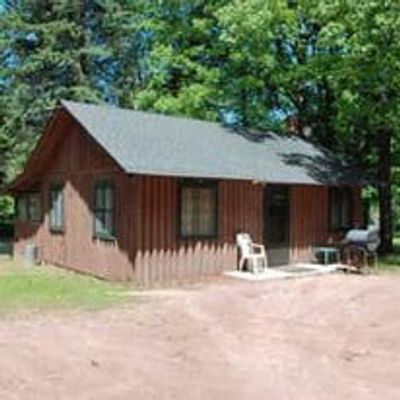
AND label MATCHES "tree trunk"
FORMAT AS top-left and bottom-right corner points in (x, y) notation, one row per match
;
(78, 0), (90, 80)
(377, 127), (393, 254)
